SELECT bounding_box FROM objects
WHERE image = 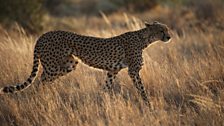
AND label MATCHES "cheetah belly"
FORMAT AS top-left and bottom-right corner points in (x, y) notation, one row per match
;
(79, 56), (127, 71)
